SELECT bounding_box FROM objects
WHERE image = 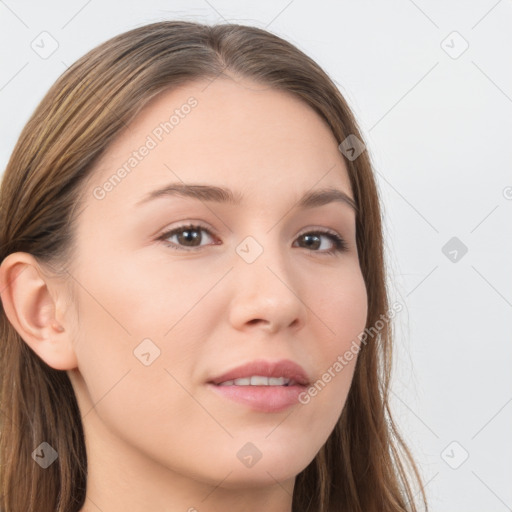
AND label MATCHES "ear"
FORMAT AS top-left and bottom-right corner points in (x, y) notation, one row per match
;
(0, 252), (78, 370)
